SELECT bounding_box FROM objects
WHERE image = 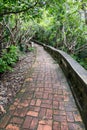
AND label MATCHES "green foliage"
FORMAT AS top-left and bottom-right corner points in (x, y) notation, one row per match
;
(72, 54), (87, 70)
(0, 45), (19, 73)
(0, 0), (49, 18)
(79, 60), (87, 70)
(0, 0), (87, 70)
(29, 0), (87, 69)
(0, 58), (11, 73)
(3, 45), (19, 64)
